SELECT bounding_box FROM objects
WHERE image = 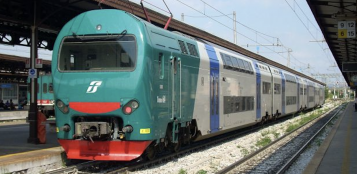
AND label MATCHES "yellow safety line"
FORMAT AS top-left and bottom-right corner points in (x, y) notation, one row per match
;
(0, 146), (61, 159)
(341, 103), (352, 174)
